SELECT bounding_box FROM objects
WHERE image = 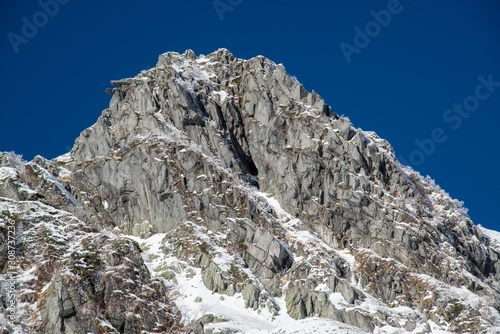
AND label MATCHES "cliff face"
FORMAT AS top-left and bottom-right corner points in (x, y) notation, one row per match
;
(1, 49), (500, 333)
